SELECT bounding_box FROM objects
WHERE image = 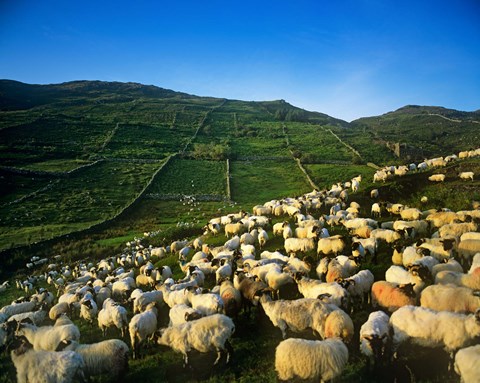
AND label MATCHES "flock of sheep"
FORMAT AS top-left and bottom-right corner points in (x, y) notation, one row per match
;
(0, 146), (479, 382)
